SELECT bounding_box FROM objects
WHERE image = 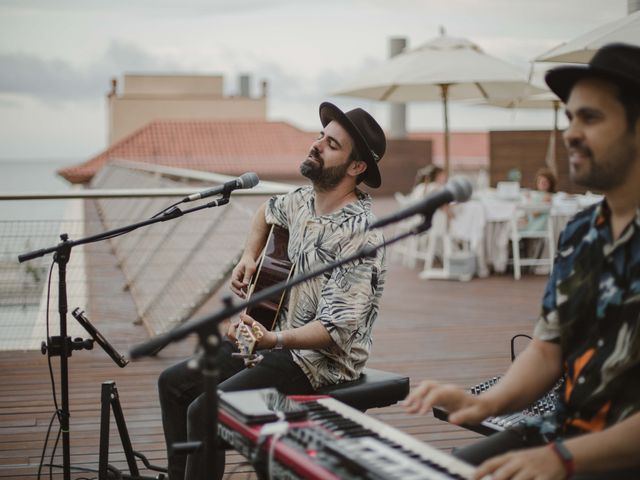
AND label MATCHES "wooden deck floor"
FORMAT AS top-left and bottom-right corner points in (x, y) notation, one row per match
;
(0, 198), (548, 479)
